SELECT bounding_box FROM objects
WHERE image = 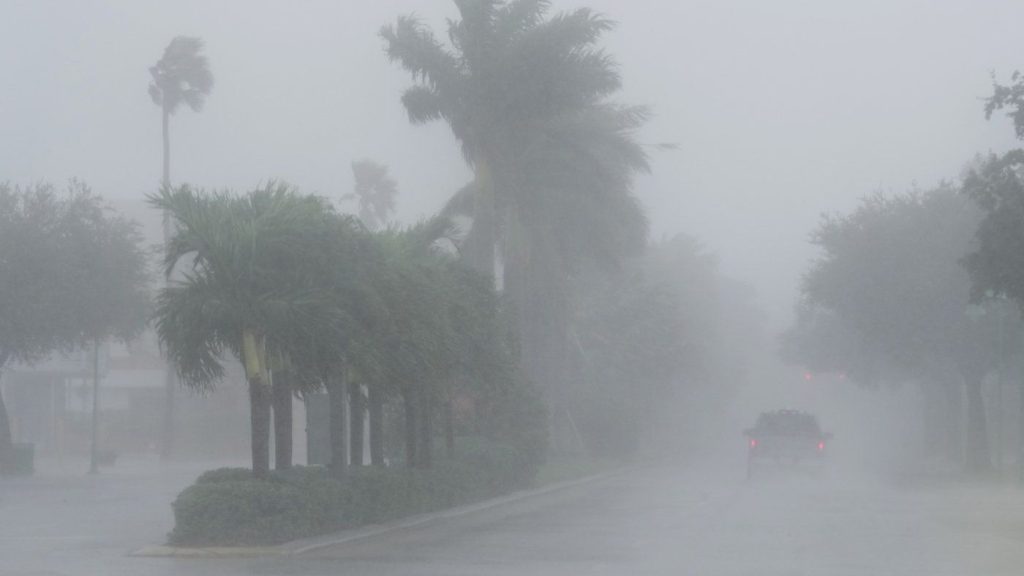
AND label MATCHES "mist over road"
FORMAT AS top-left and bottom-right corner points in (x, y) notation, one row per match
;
(6, 459), (1023, 576)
